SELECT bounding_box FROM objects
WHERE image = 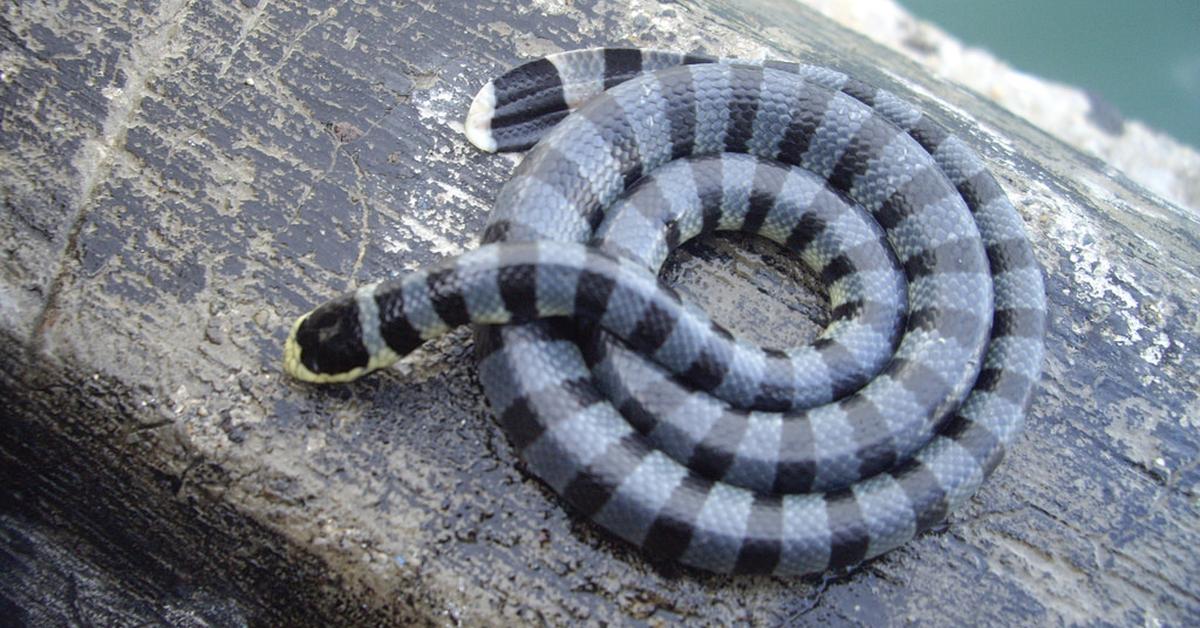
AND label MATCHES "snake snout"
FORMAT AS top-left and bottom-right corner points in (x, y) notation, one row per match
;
(283, 297), (370, 383)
